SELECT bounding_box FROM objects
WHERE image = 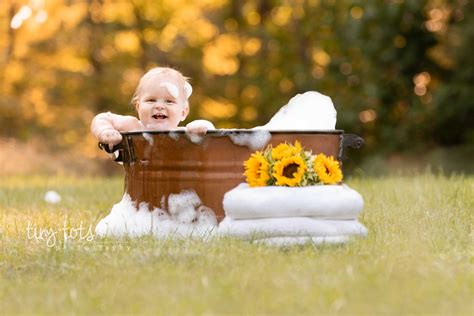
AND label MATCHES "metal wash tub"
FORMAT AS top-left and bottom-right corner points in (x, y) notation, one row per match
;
(100, 130), (364, 221)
